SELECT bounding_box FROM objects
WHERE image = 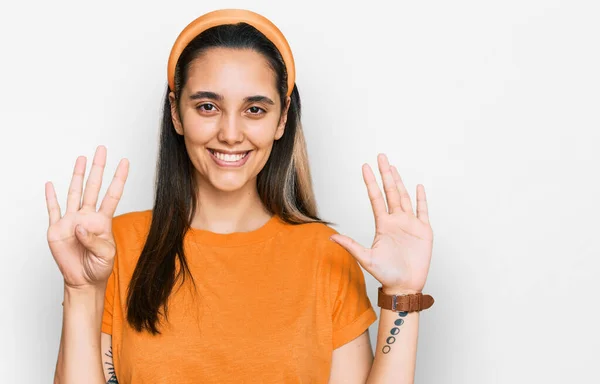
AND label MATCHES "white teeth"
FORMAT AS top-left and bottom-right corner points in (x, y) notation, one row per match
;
(211, 150), (248, 162)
